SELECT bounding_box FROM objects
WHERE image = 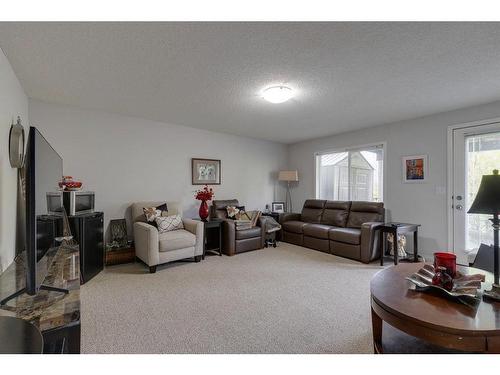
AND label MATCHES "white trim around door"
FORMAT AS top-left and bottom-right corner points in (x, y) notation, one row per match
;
(447, 116), (500, 262)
